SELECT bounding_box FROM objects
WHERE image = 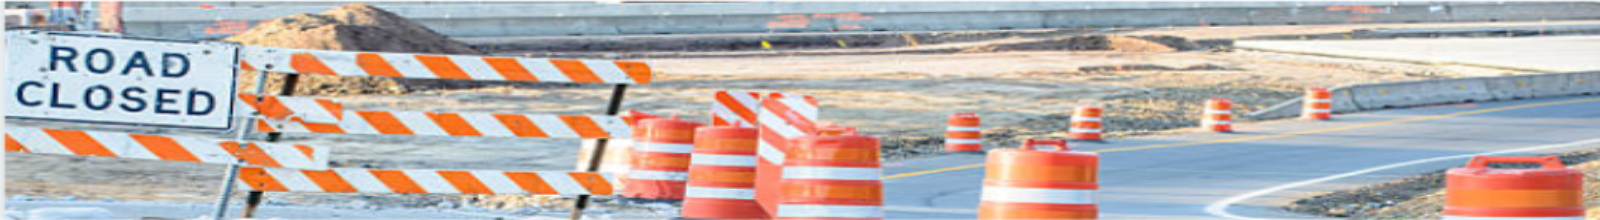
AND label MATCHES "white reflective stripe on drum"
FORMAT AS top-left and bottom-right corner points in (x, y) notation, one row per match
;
(685, 186), (756, 200)
(782, 166), (881, 180)
(1203, 121), (1233, 125)
(1441, 216), (1584, 220)
(690, 154), (758, 167)
(627, 170), (688, 181)
(635, 142), (694, 154)
(1072, 117), (1101, 122)
(1307, 109), (1332, 113)
(776, 205), (883, 218)
(1204, 109), (1232, 114)
(1070, 128), (1103, 133)
(946, 126), (981, 132)
(946, 138), (983, 144)
(1309, 99), (1332, 103)
(981, 187), (1096, 204)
